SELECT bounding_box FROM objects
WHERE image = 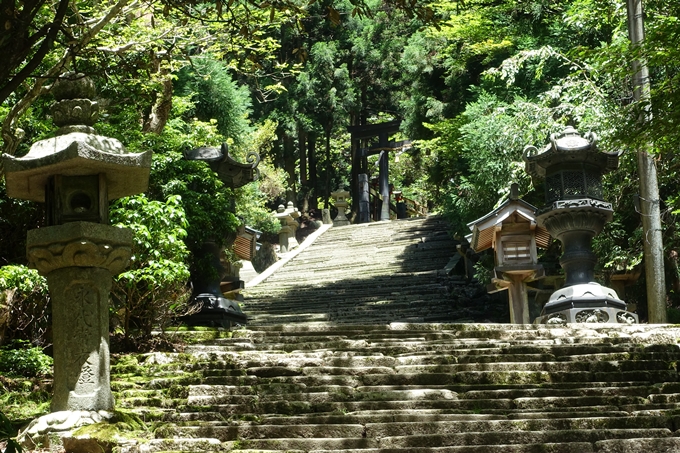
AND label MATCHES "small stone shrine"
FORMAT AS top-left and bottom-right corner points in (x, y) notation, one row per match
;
(468, 184), (551, 324)
(2, 73), (151, 411)
(523, 126), (638, 324)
